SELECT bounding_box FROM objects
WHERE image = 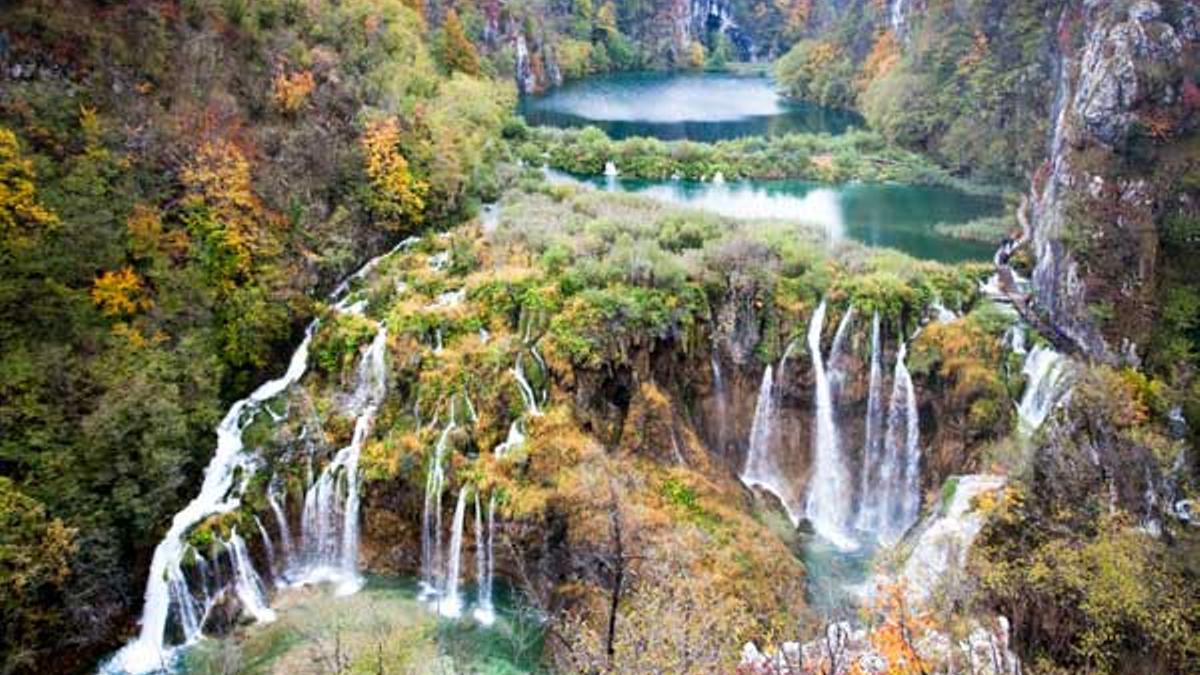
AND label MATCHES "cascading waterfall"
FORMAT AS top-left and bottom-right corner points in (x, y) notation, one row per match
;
(878, 340), (921, 543)
(710, 351), (729, 453)
(421, 417), (457, 594)
(473, 492), (497, 625)
(741, 365), (801, 523)
(439, 487), (470, 618)
(513, 353), (542, 416)
(254, 516), (276, 575)
(227, 530), (276, 624)
(1017, 344), (1071, 433)
(106, 238), (415, 674)
(294, 326), (388, 595)
(104, 323), (318, 674)
(854, 313), (886, 533)
(827, 306), (856, 394)
(891, 0), (908, 37)
(803, 301), (857, 551)
(266, 477), (293, 567)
